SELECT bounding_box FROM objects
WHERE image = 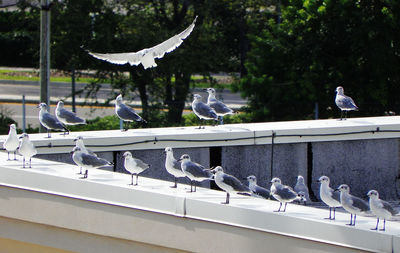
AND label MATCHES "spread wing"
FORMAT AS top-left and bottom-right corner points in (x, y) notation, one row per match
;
(88, 16), (197, 69)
